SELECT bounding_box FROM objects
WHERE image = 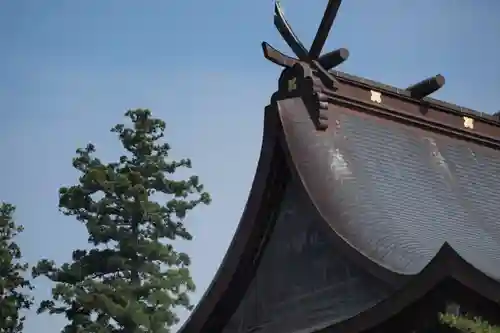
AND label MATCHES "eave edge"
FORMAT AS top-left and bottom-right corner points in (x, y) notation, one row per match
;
(178, 104), (284, 333)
